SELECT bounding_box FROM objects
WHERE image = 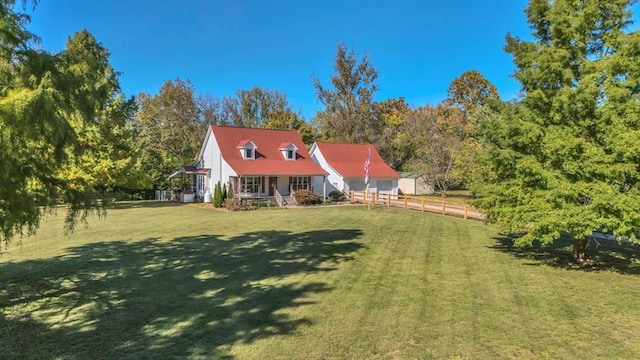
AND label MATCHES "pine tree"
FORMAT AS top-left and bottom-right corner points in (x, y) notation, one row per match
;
(221, 183), (227, 203)
(471, 0), (640, 261)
